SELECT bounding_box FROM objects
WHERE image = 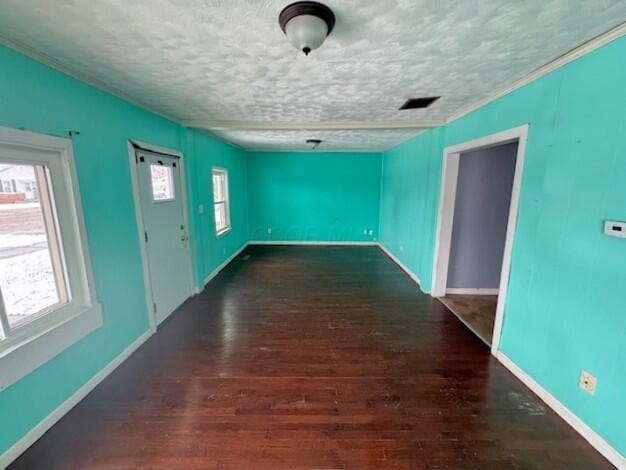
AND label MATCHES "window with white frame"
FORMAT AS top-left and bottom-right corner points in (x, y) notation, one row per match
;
(0, 127), (100, 386)
(212, 167), (231, 236)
